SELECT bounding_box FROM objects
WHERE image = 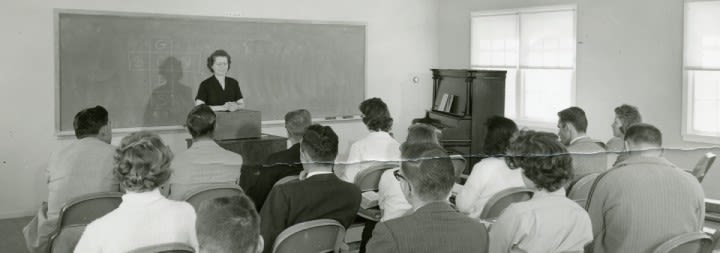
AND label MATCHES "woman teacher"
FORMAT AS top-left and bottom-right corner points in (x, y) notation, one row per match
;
(195, 49), (245, 111)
